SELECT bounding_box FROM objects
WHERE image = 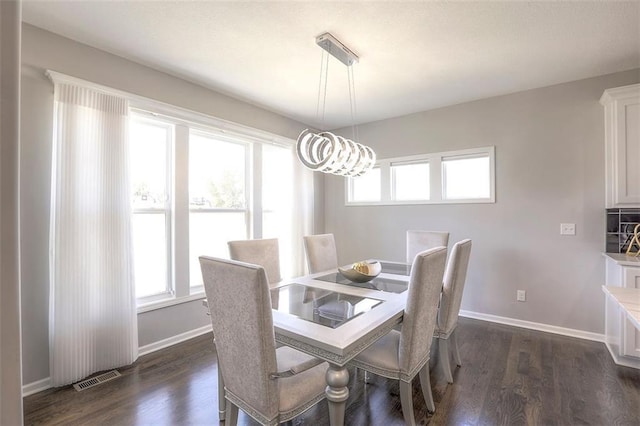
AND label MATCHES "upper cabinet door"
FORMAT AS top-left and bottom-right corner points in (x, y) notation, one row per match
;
(601, 84), (640, 208)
